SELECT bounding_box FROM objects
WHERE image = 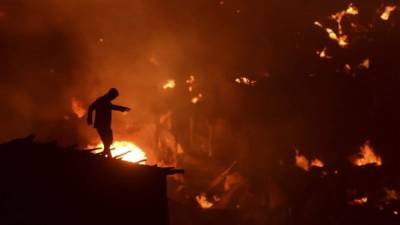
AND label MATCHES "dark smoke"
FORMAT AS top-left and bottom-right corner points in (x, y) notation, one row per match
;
(0, 0), (89, 143)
